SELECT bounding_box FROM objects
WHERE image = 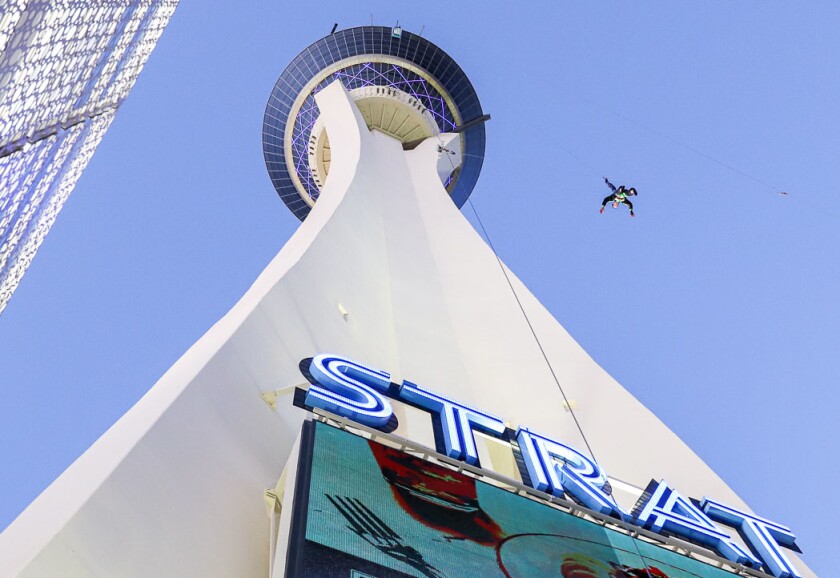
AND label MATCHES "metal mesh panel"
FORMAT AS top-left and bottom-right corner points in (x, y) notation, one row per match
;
(0, 0), (179, 313)
(263, 26), (486, 221)
(0, 1), (28, 54)
(0, 111), (115, 310)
